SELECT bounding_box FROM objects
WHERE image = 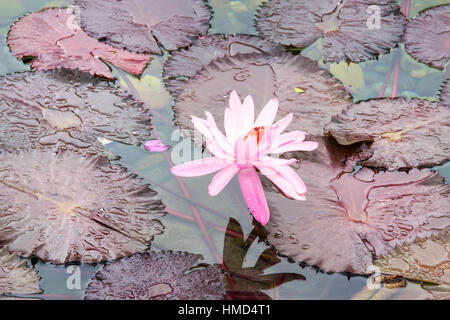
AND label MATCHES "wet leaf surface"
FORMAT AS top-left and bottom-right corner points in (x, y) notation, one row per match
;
(174, 53), (353, 137)
(0, 70), (152, 159)
(7, 7), (151, 79)
(0, 151), (166, 264)
(255, 0), (406, 63)
(325, 98), (450, 170)
(262, 138), (450, 274)
(0, 246), (41, 295)
(163, 34), (284, 94)
(403, 4), (450, 70)
(375, 233), (449, 285)
(84, 251), (224, 300)
(223, 218), (305, 299)
(78, 0), (211, 54)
